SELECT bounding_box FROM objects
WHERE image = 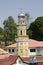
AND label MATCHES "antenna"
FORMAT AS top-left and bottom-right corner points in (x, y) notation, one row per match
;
(20, 8), (23, 13)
